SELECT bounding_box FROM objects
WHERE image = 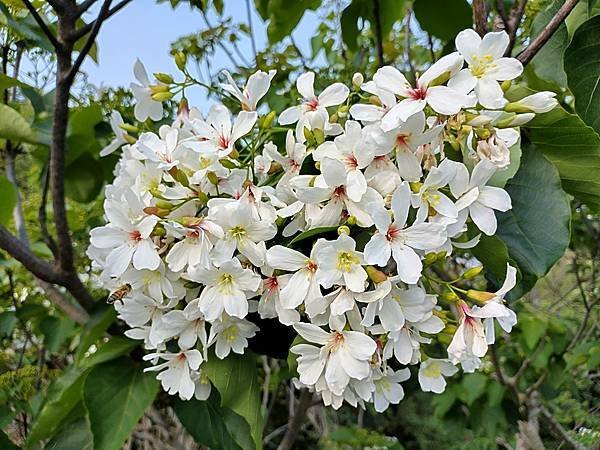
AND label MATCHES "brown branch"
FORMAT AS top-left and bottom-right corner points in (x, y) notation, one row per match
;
(505, 0), (528, 56)
(472, 0), (488, 37)
(66, 0), (113, 84)
(540, 406), (587, 450)
(38, 165), (59, 258)
(372, 0), (385, 68)
(277, 389), (313, 450)
(76, 0), (99, 15)
(517, 0), (579, 65)
(70, 0), (133, 41)
(20, 0), (61, 49)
